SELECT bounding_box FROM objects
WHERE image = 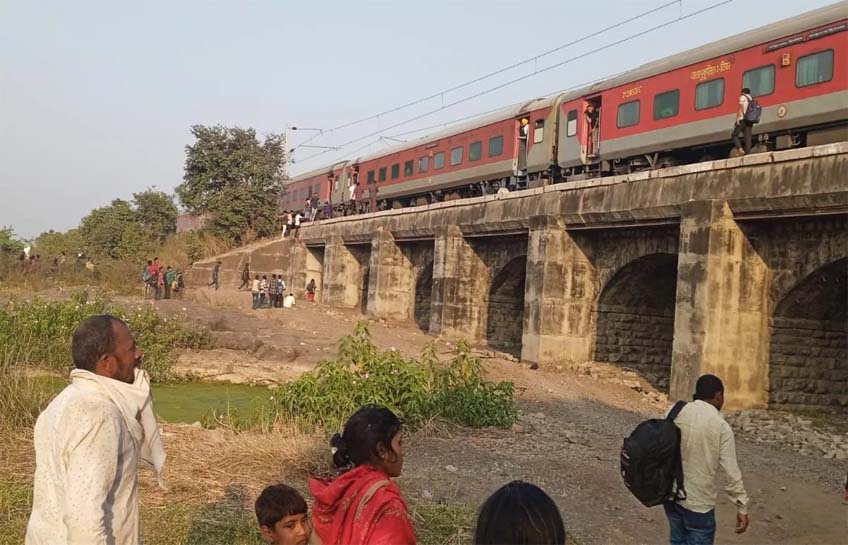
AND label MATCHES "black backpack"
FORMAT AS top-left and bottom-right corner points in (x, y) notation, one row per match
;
(744, 94), (762, 124)
(620, 401), (687, 507)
